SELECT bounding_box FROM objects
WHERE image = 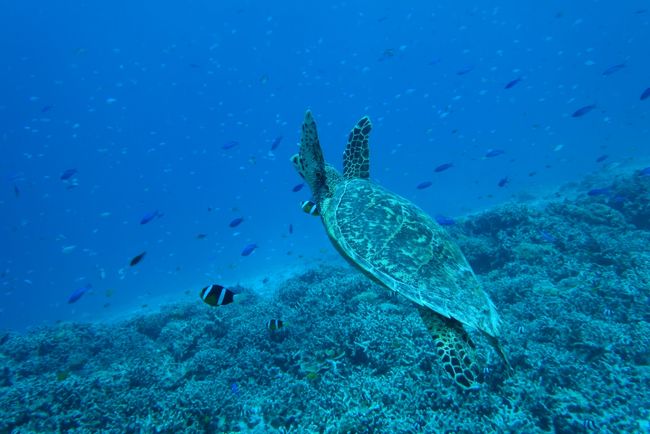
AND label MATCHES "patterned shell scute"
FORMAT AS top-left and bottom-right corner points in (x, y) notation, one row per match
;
(326, 178), (497, 336)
